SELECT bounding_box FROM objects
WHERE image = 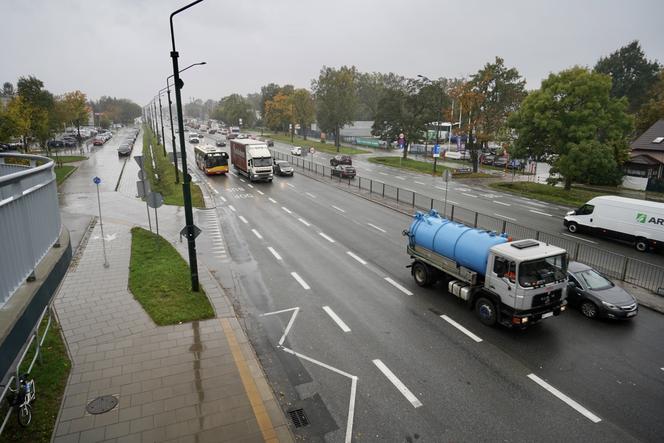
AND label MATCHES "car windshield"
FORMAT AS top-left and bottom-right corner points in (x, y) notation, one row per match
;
(574, 269), (613, 290)
(253, 157), (273, 167)
(518, 253), (567, 288)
